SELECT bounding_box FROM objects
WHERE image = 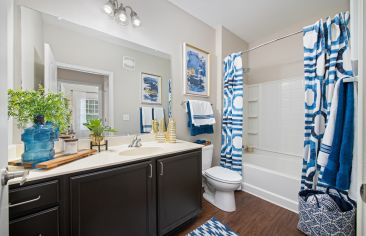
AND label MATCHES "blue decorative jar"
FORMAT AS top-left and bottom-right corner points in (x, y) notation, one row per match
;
(21, 115), (59, 165)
